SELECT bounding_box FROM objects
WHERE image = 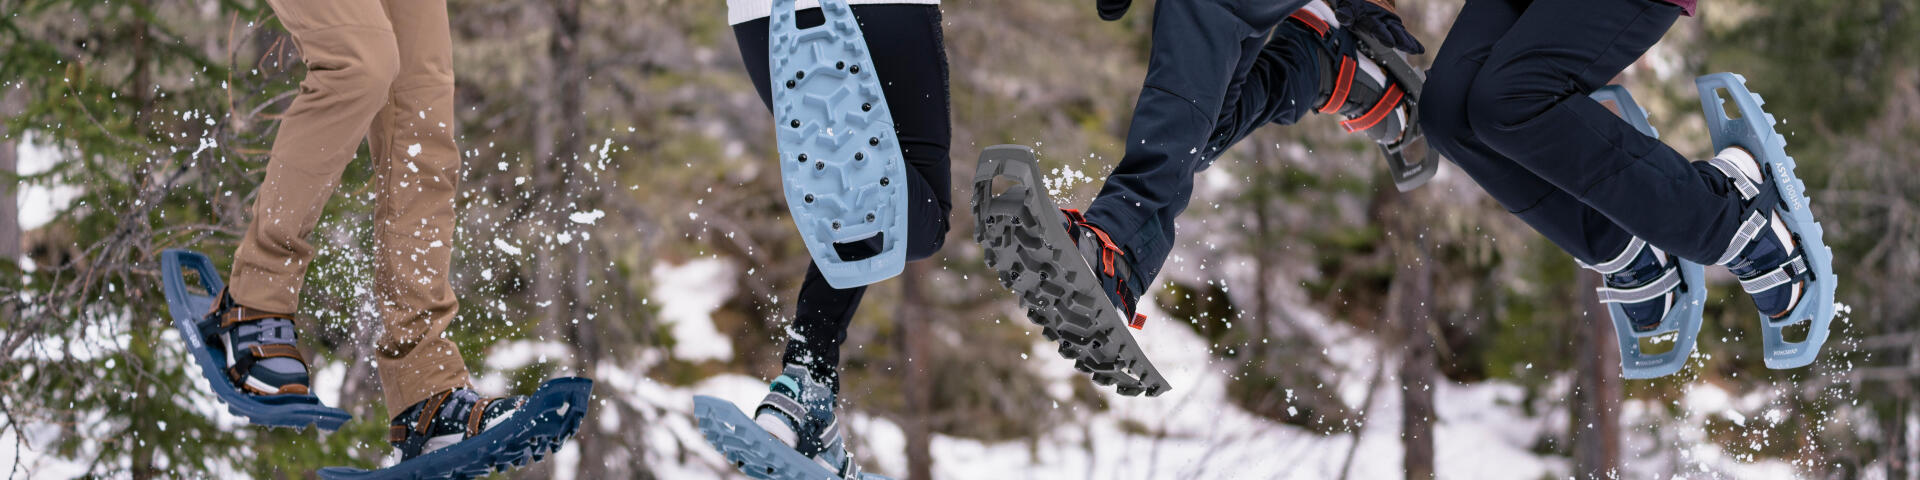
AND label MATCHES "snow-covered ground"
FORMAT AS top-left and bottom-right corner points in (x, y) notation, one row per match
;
(563, 257), (1803, 479)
